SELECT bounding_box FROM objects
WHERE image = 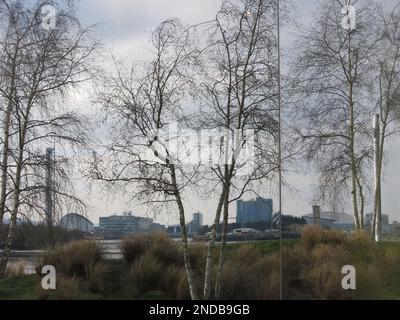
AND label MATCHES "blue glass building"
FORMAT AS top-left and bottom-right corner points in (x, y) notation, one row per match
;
(236, 197), (273, 225)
